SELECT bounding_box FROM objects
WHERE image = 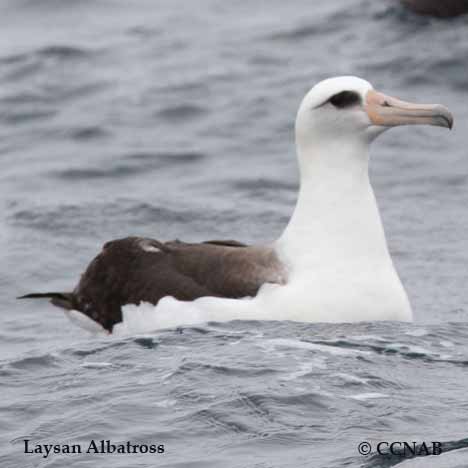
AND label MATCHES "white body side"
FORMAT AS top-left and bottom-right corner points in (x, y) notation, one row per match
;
(275, 139), (412, 322)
